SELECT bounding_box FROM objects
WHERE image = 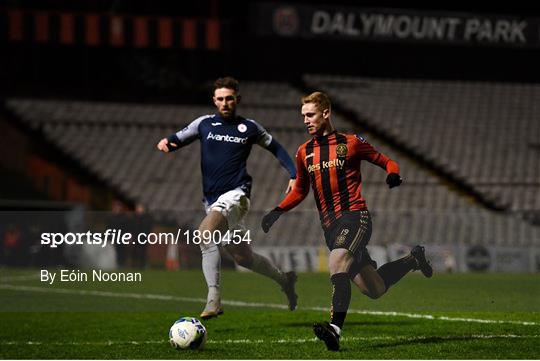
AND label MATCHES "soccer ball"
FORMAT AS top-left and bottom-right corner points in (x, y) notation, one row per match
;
(169, 317), (207, 350)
